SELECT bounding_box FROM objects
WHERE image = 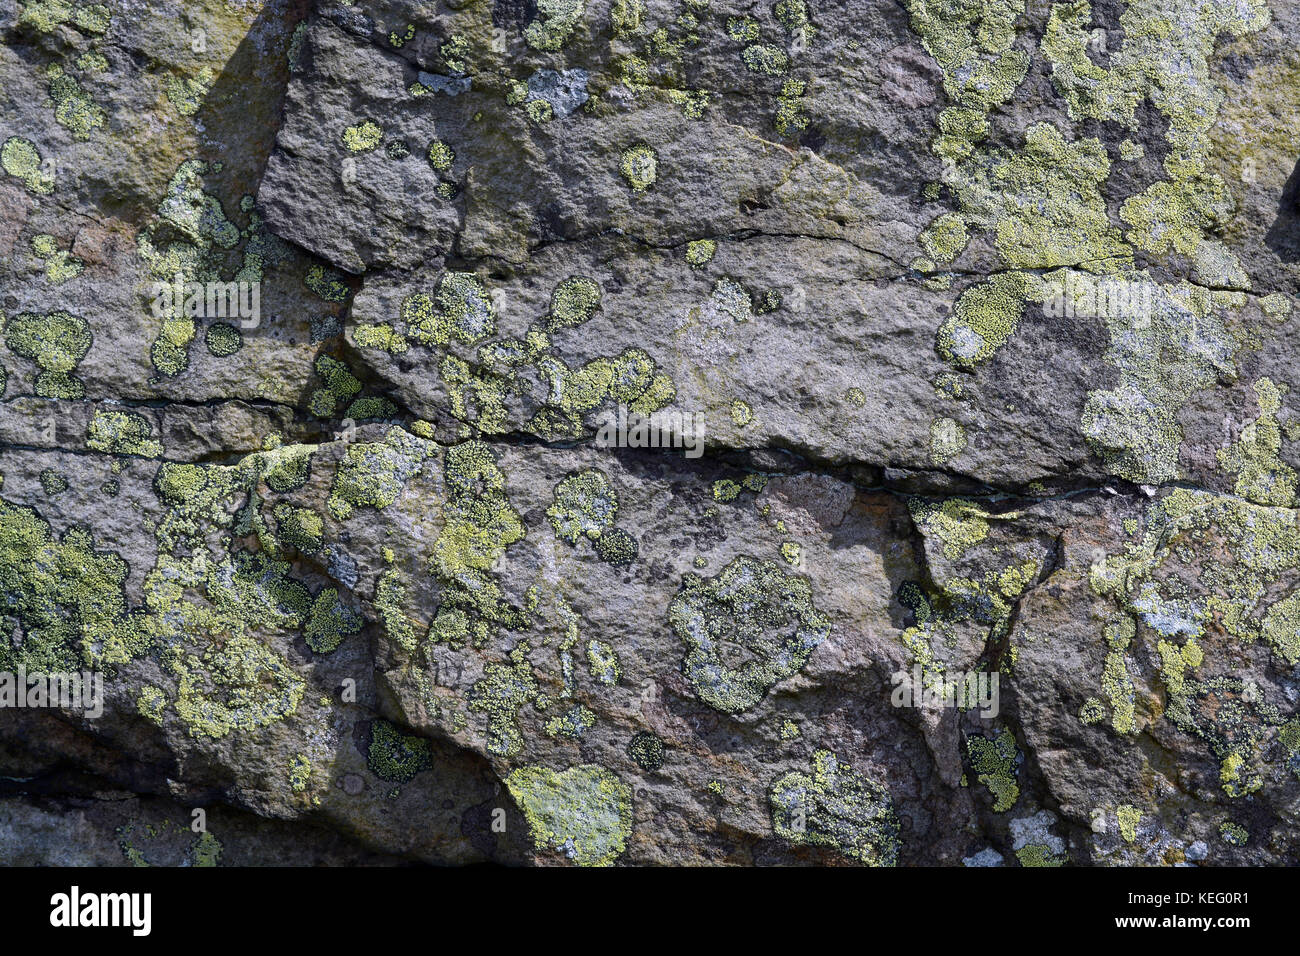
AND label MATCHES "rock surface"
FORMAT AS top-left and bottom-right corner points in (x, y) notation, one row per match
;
(1, 0), (1299, 866)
